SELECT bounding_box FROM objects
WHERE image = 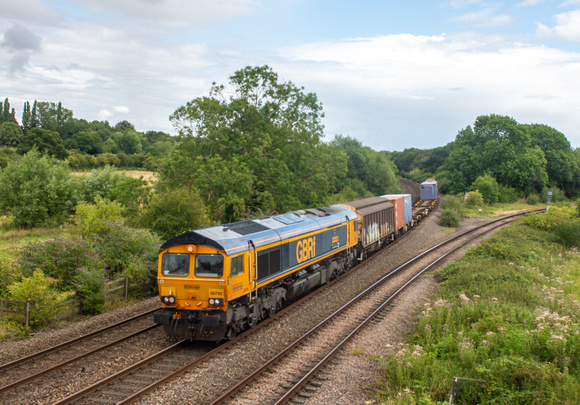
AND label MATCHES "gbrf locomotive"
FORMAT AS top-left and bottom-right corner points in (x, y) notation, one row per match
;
(154, 191), (436, 342)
